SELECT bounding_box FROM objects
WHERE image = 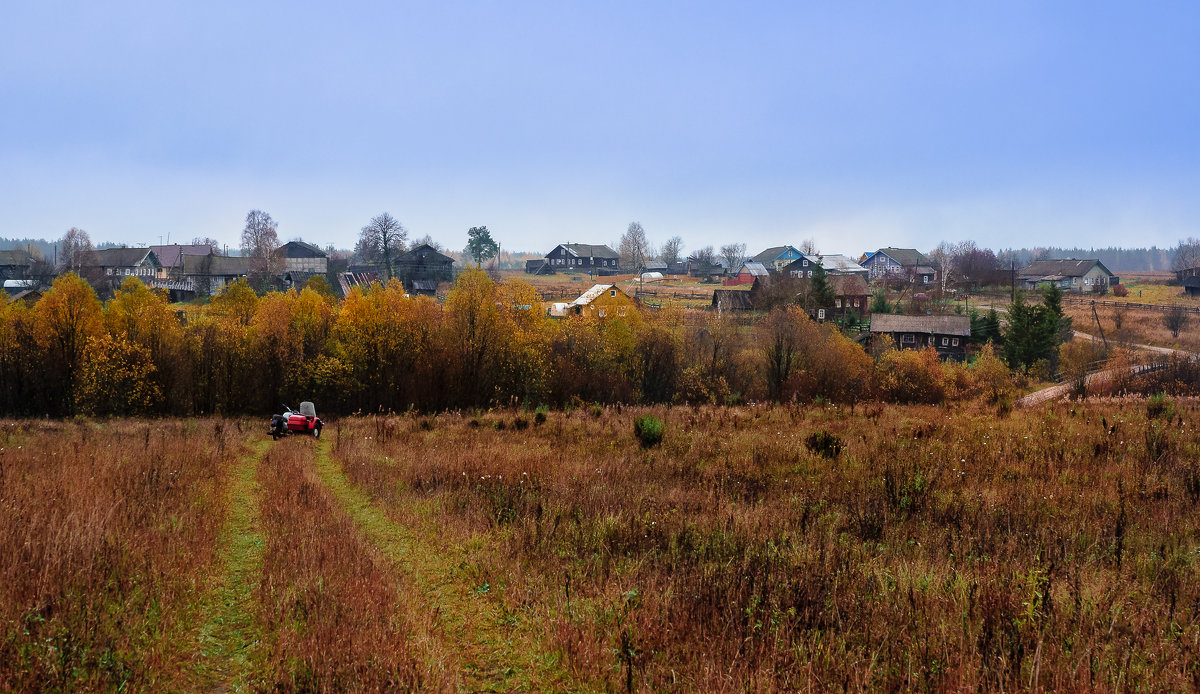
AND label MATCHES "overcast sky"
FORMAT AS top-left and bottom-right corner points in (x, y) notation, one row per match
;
(2, 1), (1198, 256)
